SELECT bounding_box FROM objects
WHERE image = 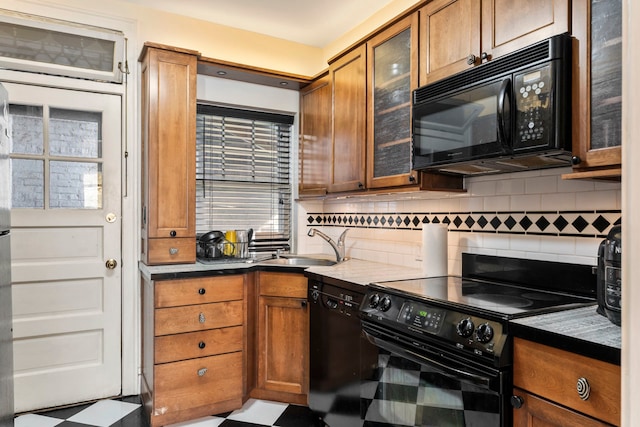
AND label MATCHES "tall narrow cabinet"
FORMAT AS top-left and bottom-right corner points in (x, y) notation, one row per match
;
(140, 44), (197, 265)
